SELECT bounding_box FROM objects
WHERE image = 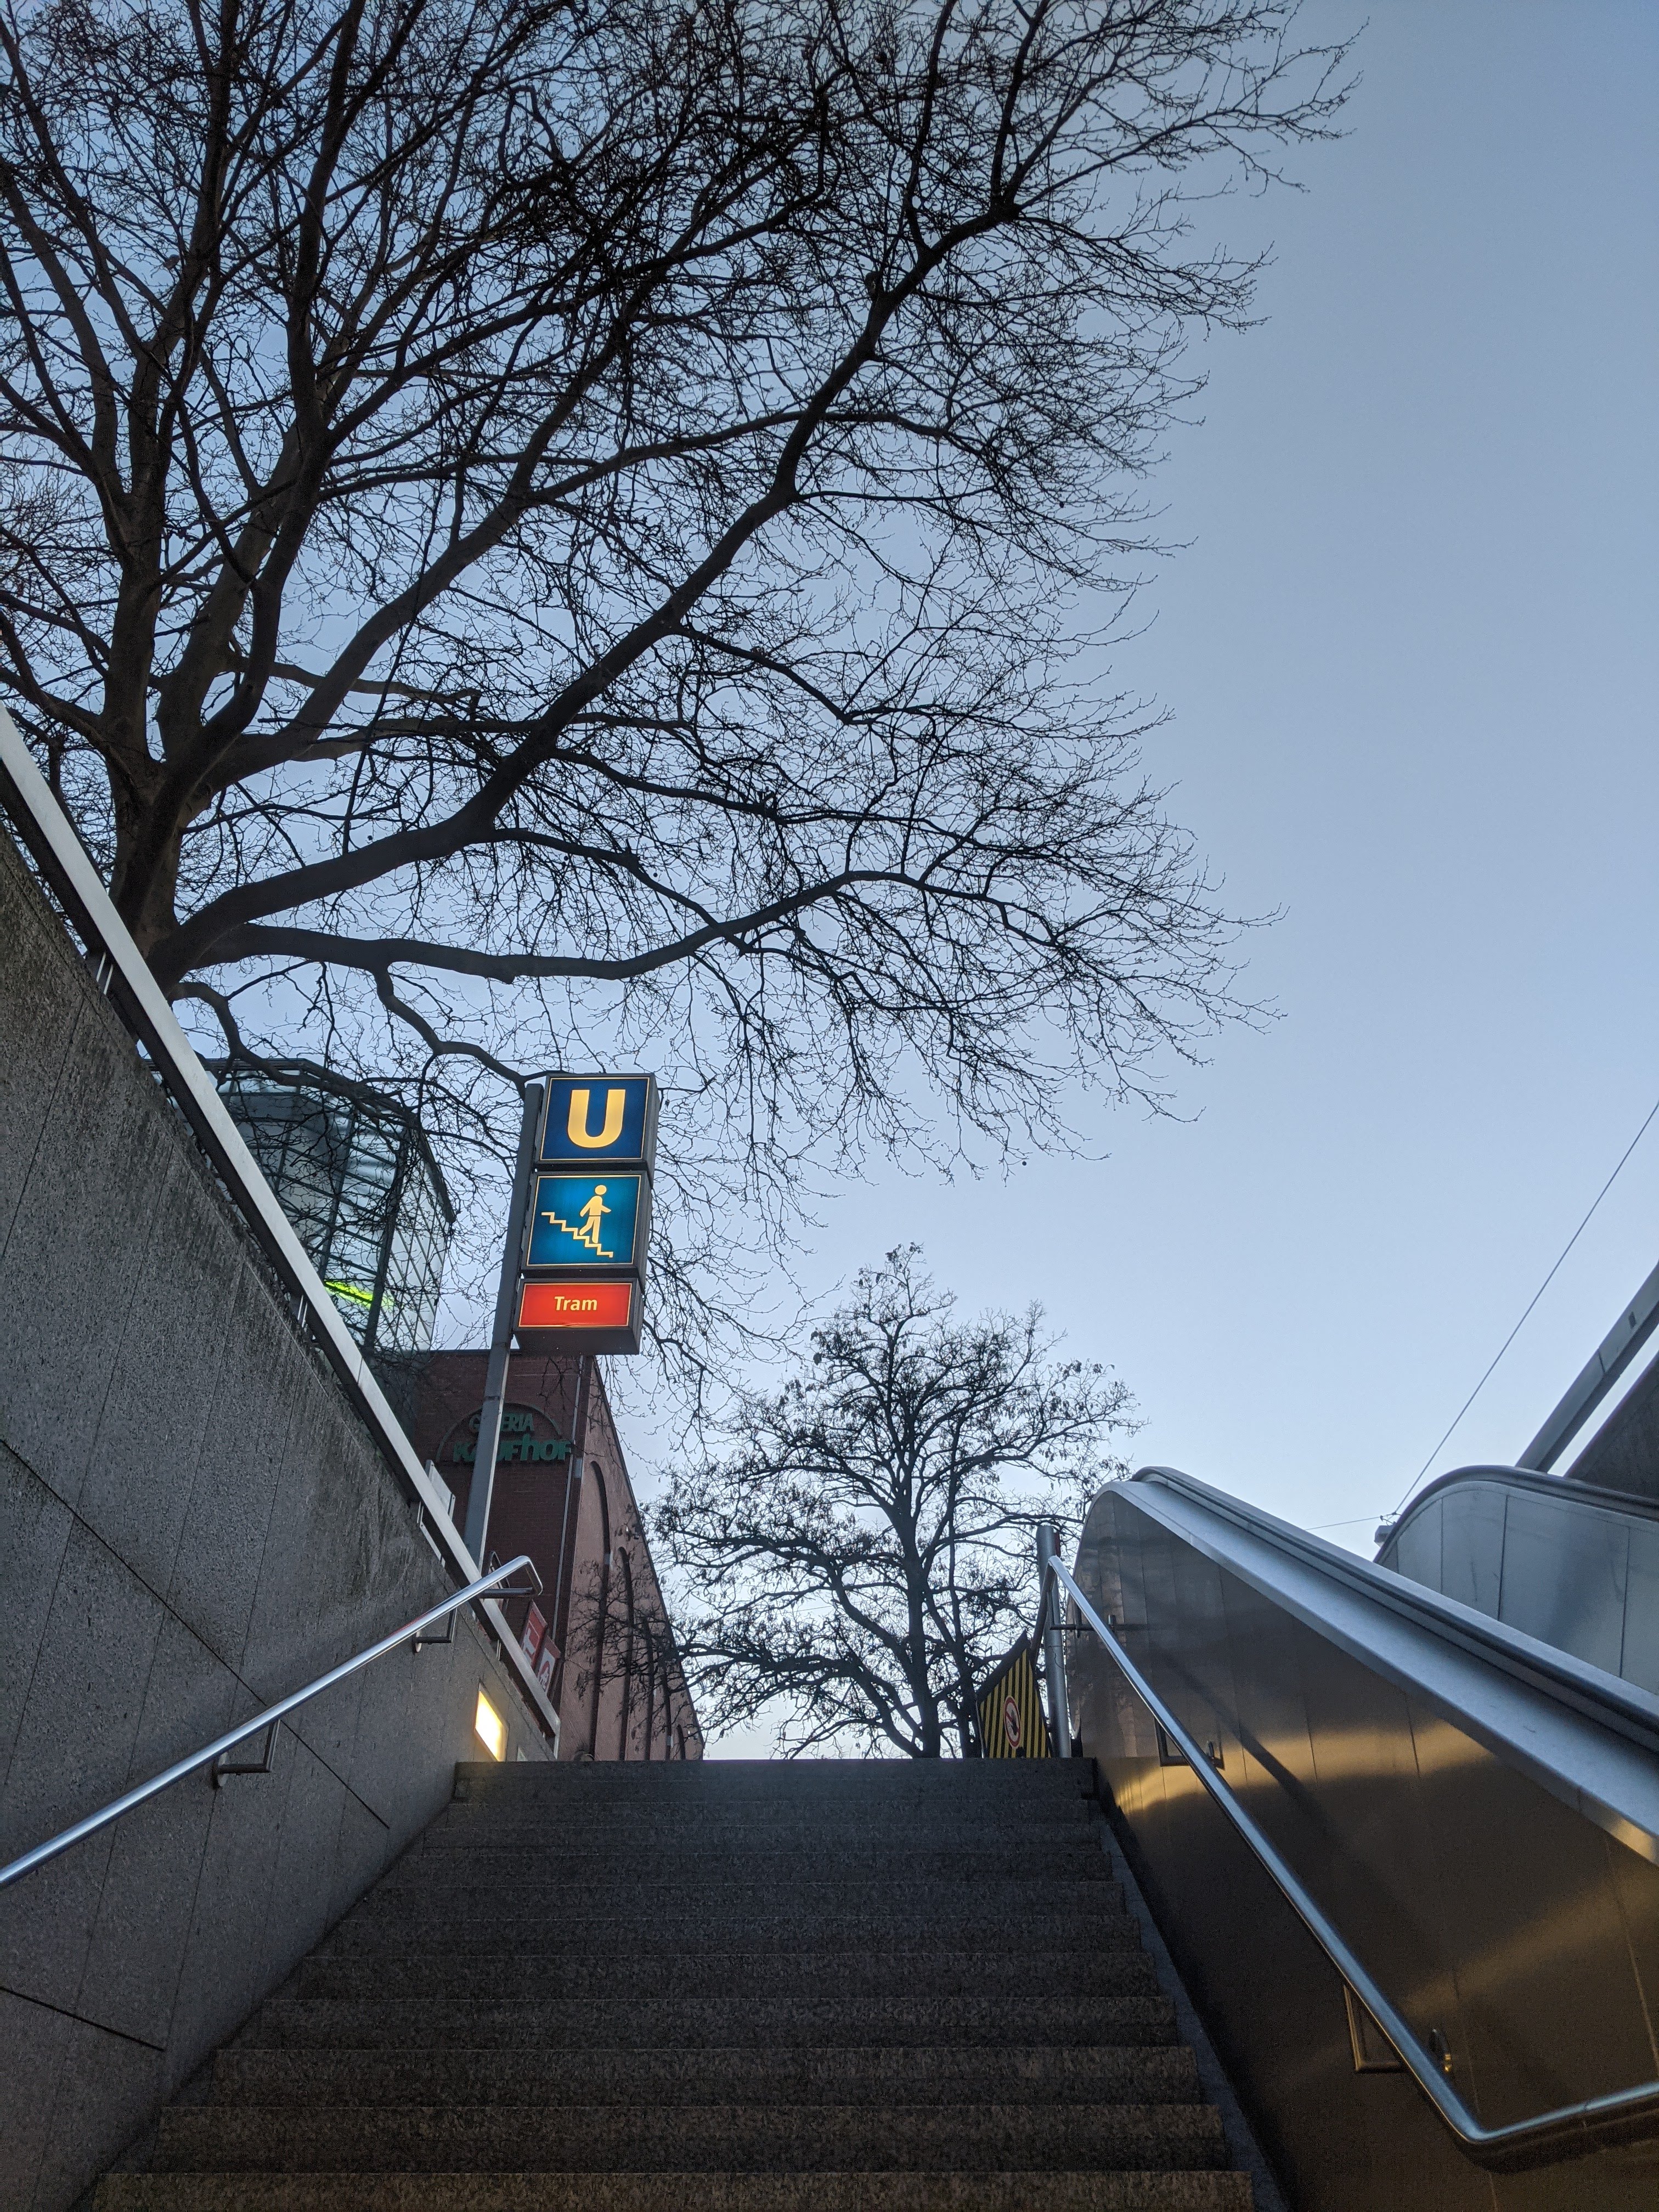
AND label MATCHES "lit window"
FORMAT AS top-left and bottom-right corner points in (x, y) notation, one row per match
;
(474, 1688), (506, 1761)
